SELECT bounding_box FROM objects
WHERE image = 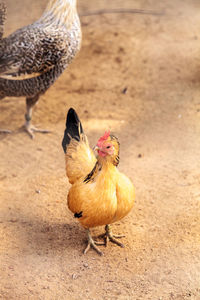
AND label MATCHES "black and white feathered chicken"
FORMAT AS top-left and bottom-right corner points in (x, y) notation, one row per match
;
(0, 0), (81, 138)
